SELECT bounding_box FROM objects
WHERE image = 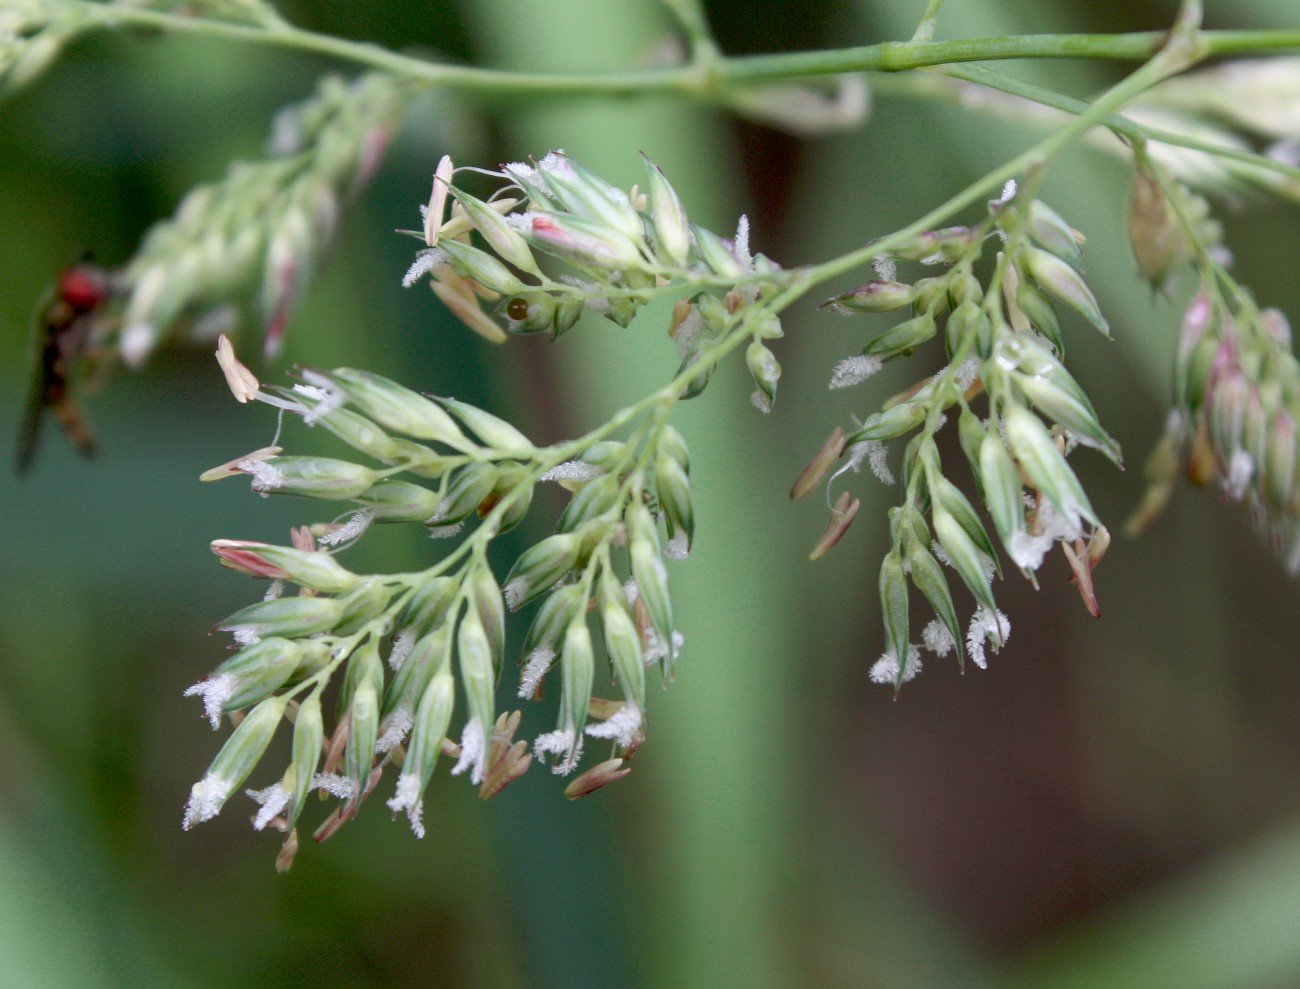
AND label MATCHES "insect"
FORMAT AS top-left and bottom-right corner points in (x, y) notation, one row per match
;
(16, 262), (114, 472)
